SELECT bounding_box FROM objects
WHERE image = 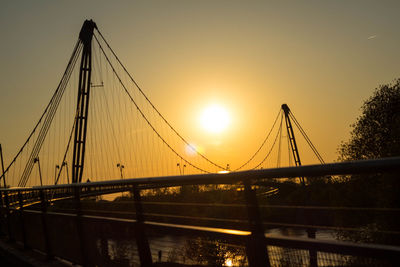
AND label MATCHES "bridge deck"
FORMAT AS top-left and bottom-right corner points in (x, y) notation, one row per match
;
(1, 157), (399, 266)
